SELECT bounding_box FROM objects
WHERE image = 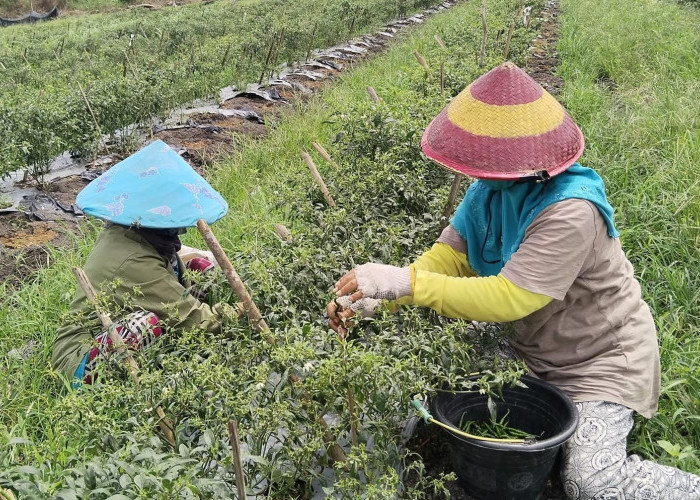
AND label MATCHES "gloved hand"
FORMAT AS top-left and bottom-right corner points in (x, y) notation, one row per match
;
(334, 263), (412, 301)
(326, 295), (381, 335)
